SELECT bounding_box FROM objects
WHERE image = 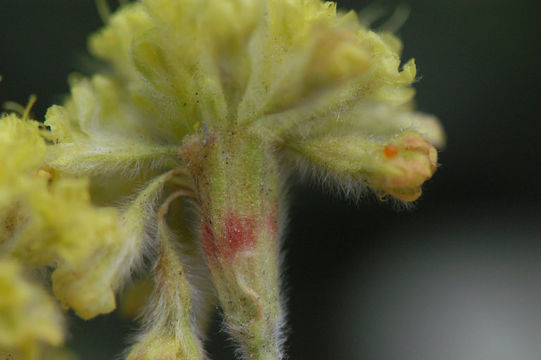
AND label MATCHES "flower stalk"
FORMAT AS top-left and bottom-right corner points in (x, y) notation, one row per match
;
(127, 190), (203, 360)
(181, 127), (284, 359)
